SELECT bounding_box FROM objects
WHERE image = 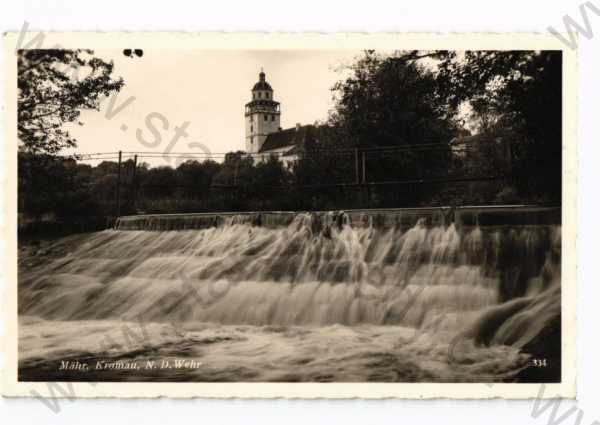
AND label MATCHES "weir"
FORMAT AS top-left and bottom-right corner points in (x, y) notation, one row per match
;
(21, 205), (560, 343)
(18, 204), (562, 382)
(114, 205), (560, 231)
